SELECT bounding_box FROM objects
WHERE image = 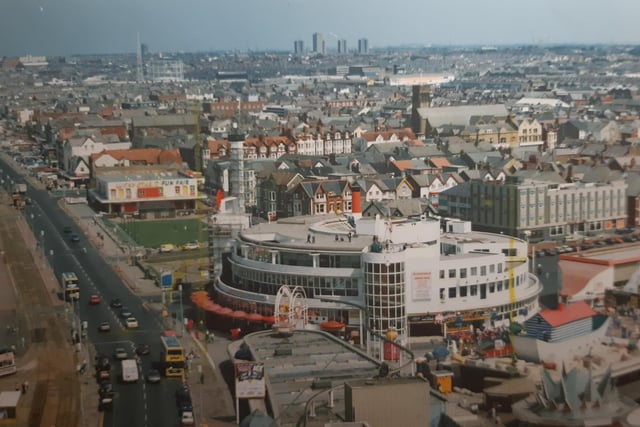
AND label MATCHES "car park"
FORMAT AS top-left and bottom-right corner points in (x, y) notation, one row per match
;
(146, 369), (161, 384)
(109, 298), (123, 309)
(89, 295), (101, 305)
(98, 322), (111, 332)
(125, 317), (139, 329)
(113, 347), (128, 360)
